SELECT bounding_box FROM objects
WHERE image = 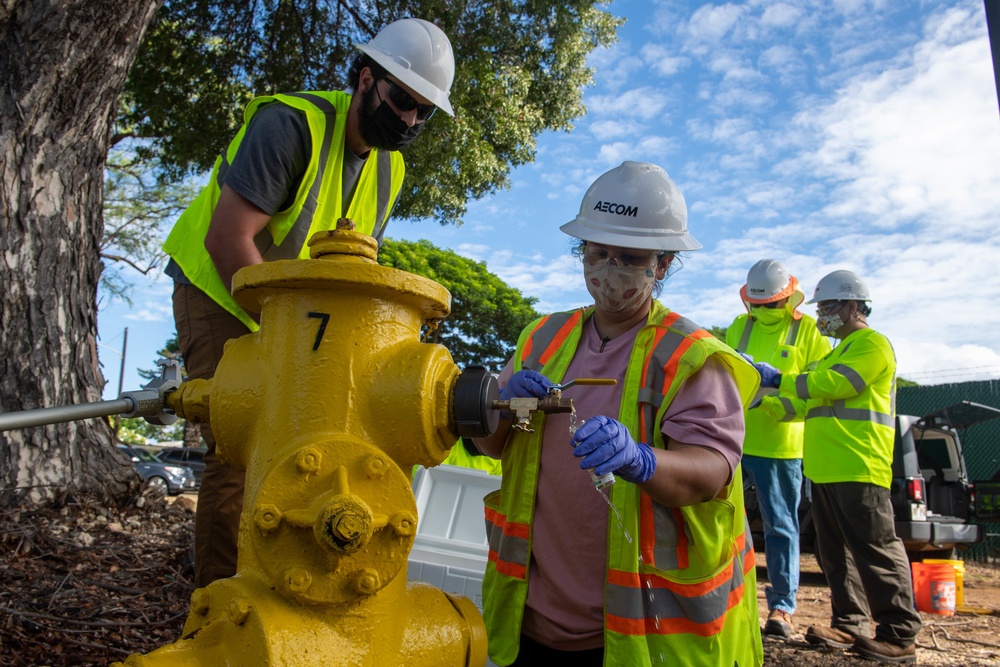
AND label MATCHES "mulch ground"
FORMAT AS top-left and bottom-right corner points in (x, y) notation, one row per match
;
(0, 492), (194, 667)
